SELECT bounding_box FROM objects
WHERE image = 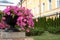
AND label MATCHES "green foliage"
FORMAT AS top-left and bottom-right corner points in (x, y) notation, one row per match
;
(26, 17), (46, 36)
(0, 14), (2, 22)
(39, 17), (46, 30)
(0, 11), (3, 22)
(26, 27), (44, 36)
(46, 17), (60, 34)
(26, 16), (60, 36)
(47, 26), (60, 34)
